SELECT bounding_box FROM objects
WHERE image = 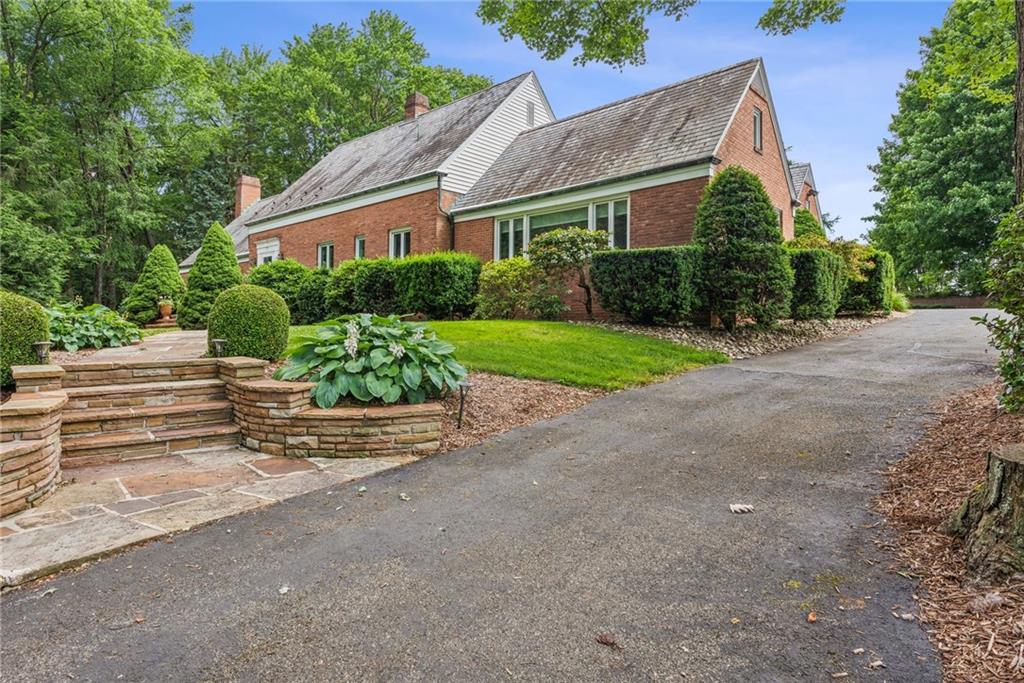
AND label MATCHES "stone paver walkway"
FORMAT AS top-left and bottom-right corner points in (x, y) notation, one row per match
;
(90, 330), (207, 361)
(0, 447), (416, 586)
